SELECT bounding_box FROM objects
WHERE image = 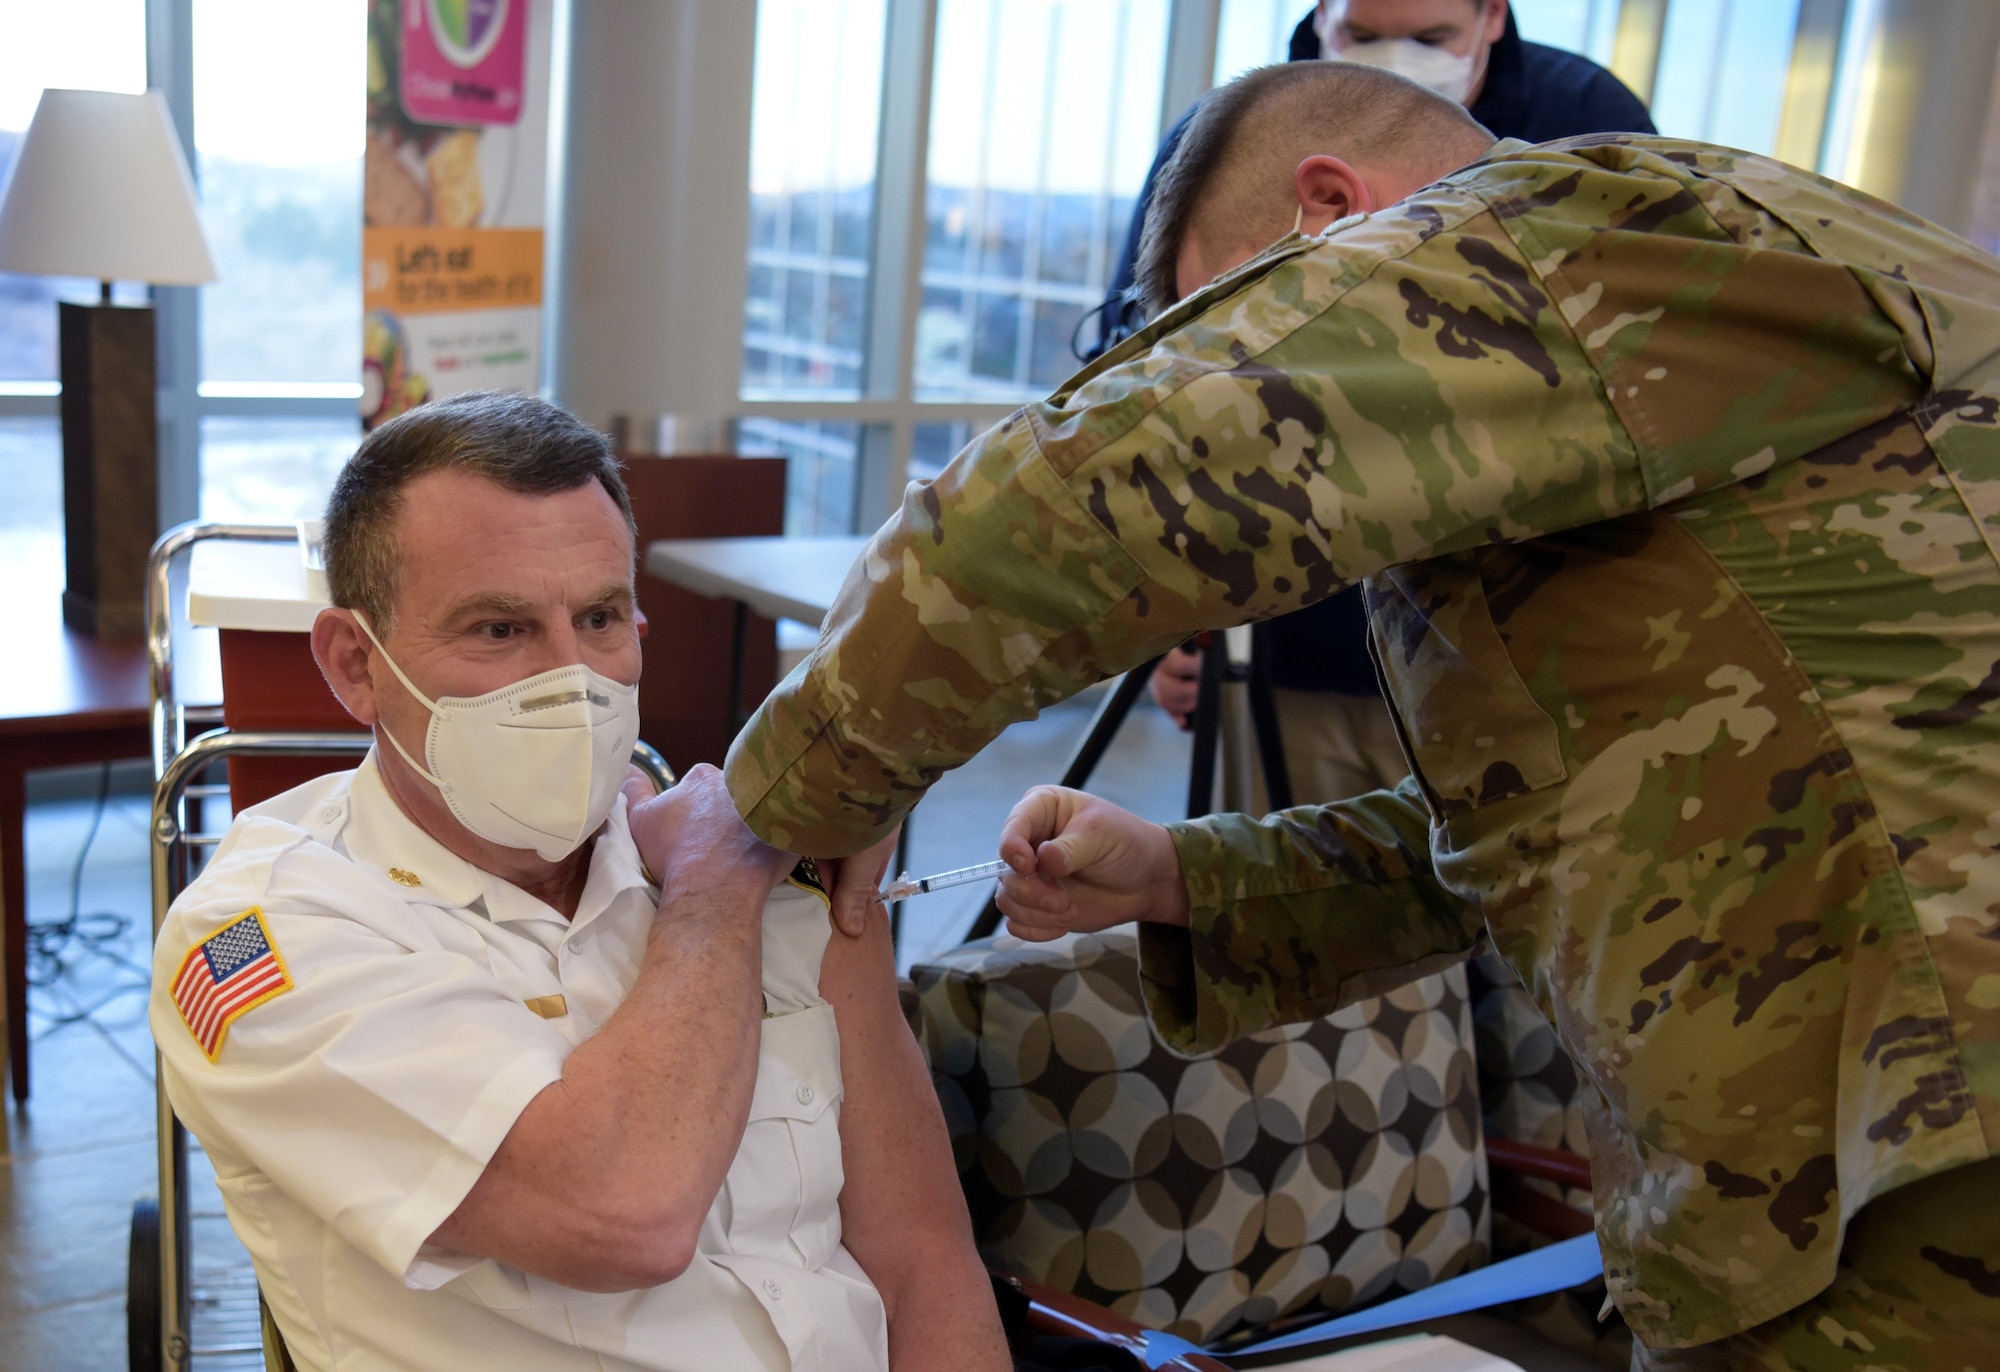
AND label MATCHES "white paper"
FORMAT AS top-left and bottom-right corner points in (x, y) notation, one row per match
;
(1259, 1333), (1525, 1372)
